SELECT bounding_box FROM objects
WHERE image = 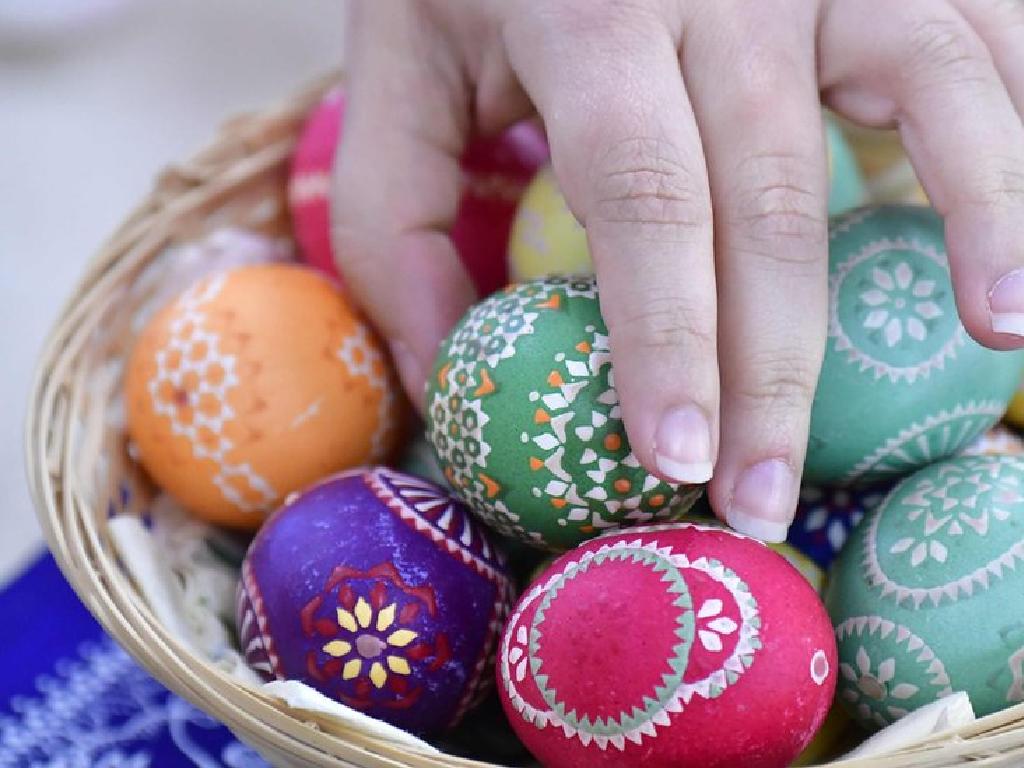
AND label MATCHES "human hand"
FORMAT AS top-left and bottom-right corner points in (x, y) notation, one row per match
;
(332, 0), (1024, 542)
